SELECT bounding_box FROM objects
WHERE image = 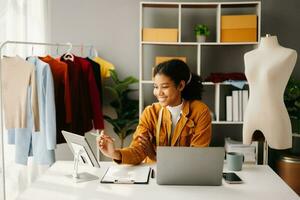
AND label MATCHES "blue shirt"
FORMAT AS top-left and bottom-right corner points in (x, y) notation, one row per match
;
(8, 57), (56, 165)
